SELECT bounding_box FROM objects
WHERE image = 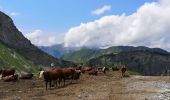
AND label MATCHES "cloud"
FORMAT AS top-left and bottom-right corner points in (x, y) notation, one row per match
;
(25, 30), (43, 46)
(92, 5), (111, 15)
(64, 0), (170, 51)
(10, 12), (21, 16)
(46, 36), (56, 46)
(24, 29), (63, 46)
